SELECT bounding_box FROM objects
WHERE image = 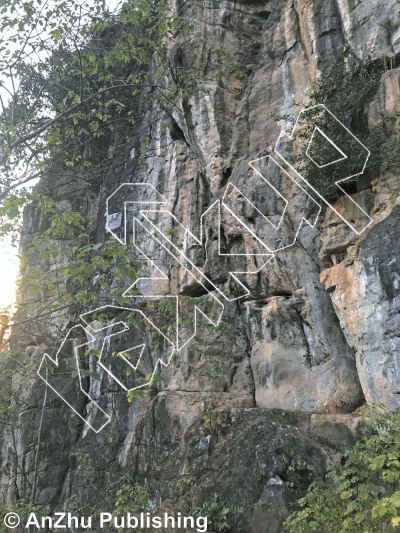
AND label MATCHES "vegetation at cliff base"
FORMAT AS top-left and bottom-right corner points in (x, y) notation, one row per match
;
(194, 494), (243, 533)
(285, 408), (400, 532)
